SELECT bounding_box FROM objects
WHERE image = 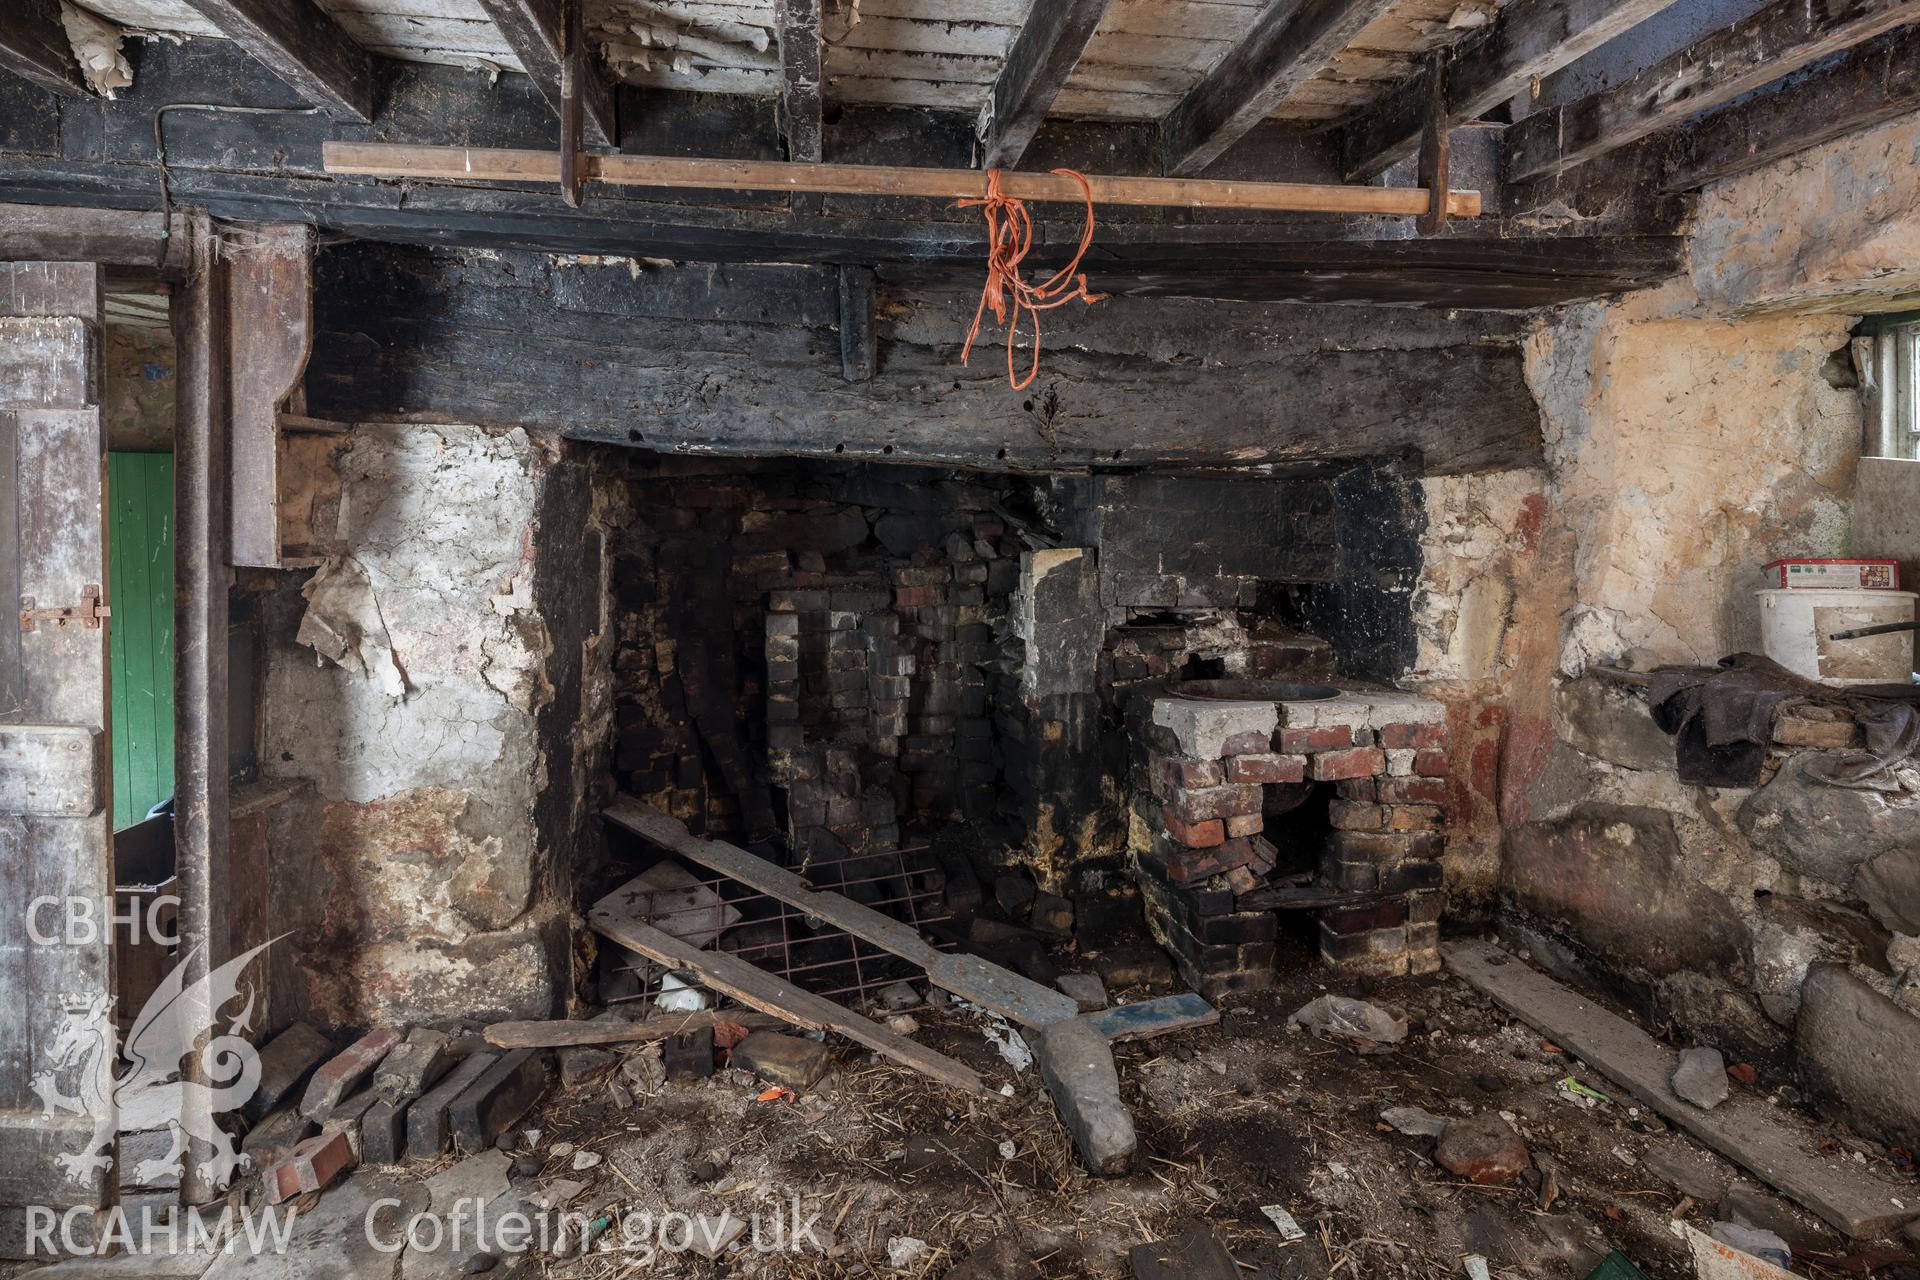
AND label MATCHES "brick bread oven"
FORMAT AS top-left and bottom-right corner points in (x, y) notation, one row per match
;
(1130, 688), (1452, 996)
